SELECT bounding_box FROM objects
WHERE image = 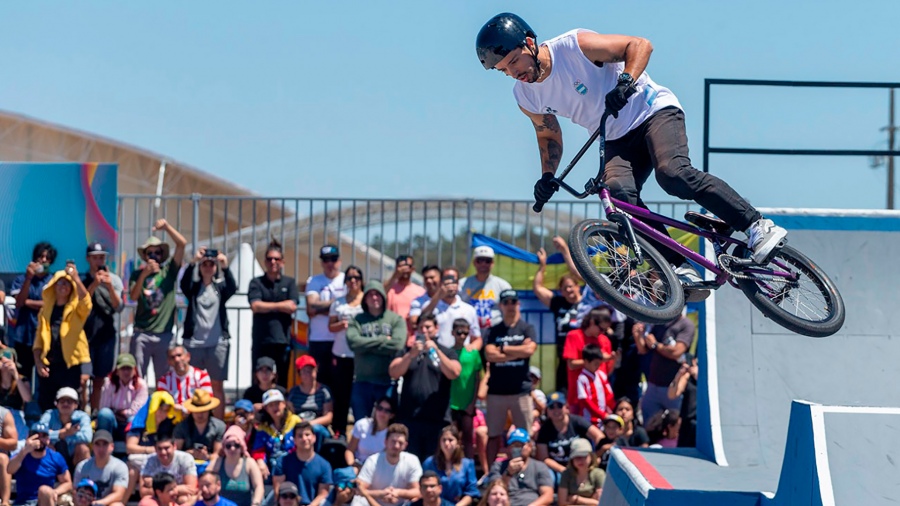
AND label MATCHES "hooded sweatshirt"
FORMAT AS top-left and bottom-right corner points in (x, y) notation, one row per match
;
(346, 280), (406, 385)
(35, 270), (92, 369)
